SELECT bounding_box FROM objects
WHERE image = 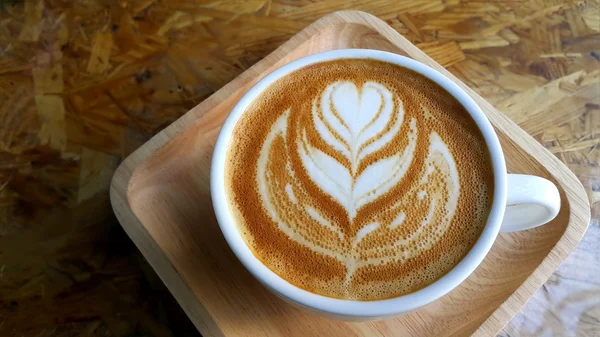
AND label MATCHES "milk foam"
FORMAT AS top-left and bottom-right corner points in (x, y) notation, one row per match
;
(255, 80), (459, 284)
(226, 59), (493, 300)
